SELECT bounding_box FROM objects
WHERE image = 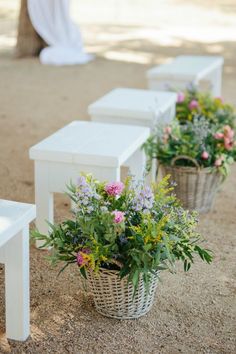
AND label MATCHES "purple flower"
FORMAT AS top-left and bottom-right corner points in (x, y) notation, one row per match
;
(188, 100), (199, 110)
(177, 92), (185, 103)
(131, 184), (154, 212)
(100, 206), (108, 213)
(77, 249), (91, 266)
(112, 210), (125, 224)
(77, 176), (86, 186)
(119, 234), (128, 245)
(86, 206), (94, 213)
(76, 176), (100, 211)
(105, 182), (124, 196)
(77, 176), (93, 199)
